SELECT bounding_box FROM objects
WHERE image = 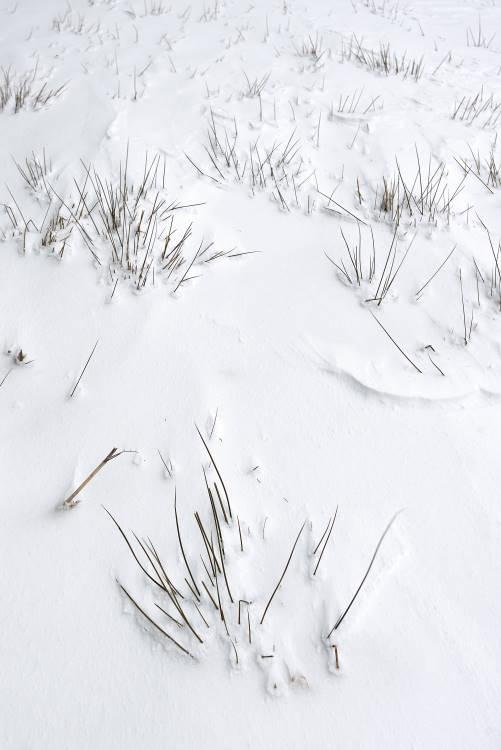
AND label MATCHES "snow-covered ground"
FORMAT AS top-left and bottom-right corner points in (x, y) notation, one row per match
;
(1, 0), (501, 747)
